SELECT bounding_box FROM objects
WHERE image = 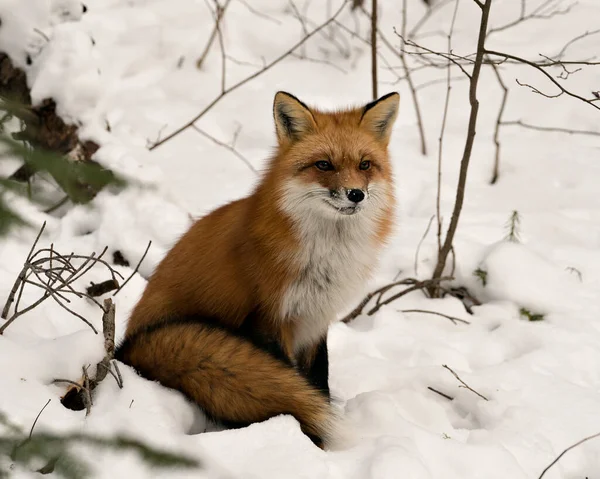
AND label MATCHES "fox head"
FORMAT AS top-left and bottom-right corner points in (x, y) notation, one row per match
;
(270, 91), (399, 221)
